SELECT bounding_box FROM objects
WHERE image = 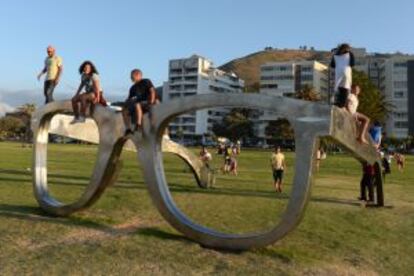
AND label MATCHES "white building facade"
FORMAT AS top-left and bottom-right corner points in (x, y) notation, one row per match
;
(340, 49), (414, 139)
(163, 55), (244, 141)
(256, 60), (329, 143)
(260, 60), (329, 98)
(380, 55), (414, 138)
